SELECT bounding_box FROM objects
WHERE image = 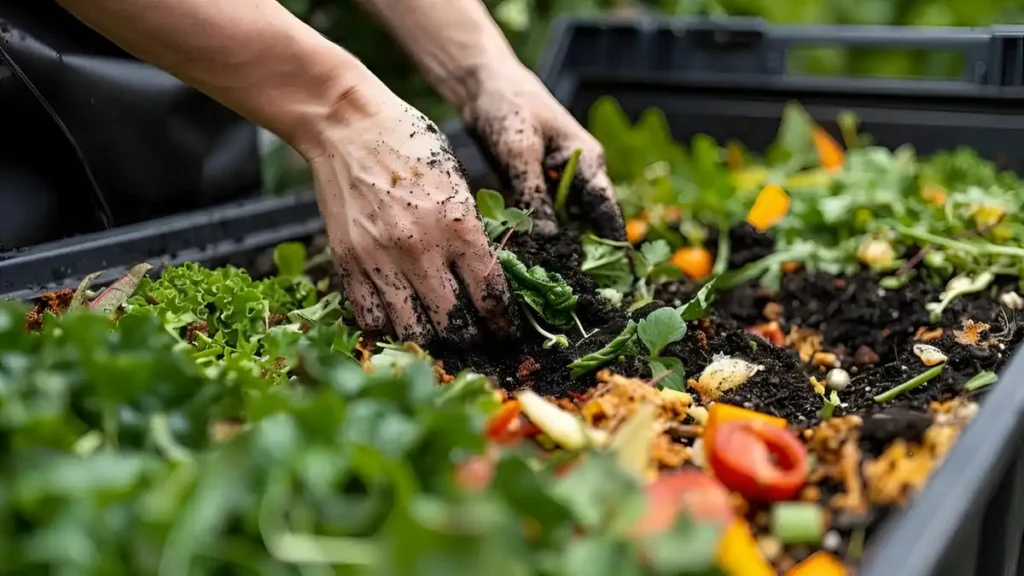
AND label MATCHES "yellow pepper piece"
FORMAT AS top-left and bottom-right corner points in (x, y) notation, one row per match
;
(746, 184), (791, 232)
(973, 204), (1005, 230)
(716, 519), (776, 576)
(704, 403), (788, 461)
(732, 167), (769, 191)
(783, 169), (833, 190)
(784, 551), (849, 576)
(813, 127), (845, 172)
